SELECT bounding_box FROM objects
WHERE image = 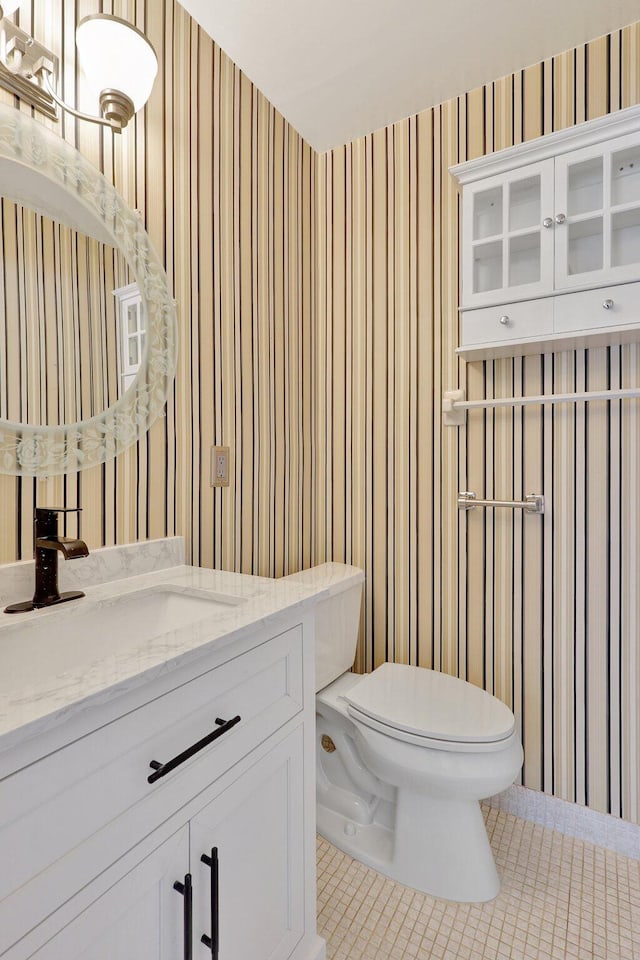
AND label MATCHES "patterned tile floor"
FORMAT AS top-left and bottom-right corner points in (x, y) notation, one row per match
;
(317, 807), (640, 959)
